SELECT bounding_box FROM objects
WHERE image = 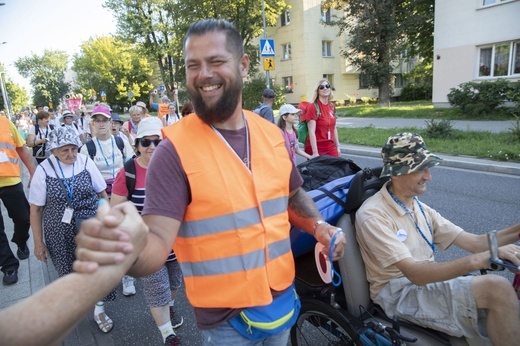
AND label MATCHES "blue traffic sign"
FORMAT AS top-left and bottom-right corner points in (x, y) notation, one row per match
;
(260, 39), (275, 57)
(159, 85), (165, 91)
(100, 90), (107, 97)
